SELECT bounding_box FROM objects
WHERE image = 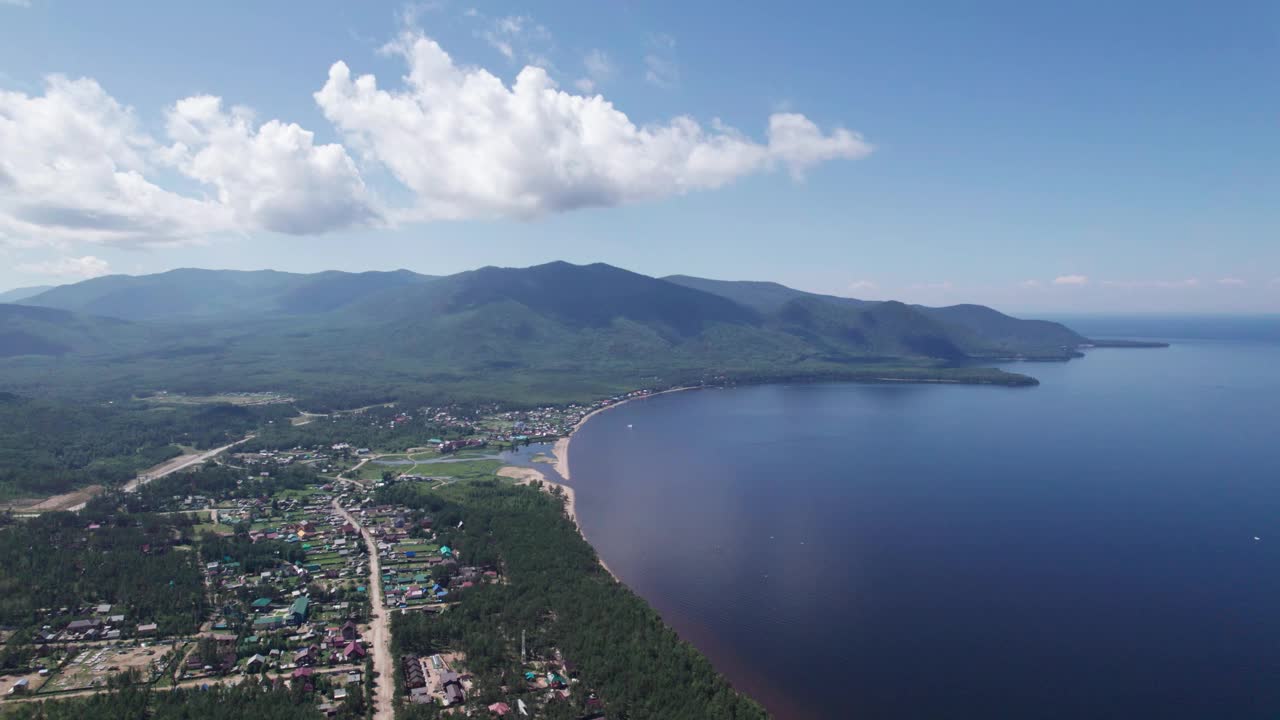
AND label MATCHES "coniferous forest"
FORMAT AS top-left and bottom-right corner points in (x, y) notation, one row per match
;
(381, 480), (769, 720)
